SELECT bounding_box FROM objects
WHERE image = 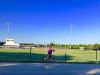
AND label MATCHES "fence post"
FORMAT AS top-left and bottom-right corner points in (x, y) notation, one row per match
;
(65, 53), (66, 63)
(96, 49), (98, 63)
(30, 46), (32, 63)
